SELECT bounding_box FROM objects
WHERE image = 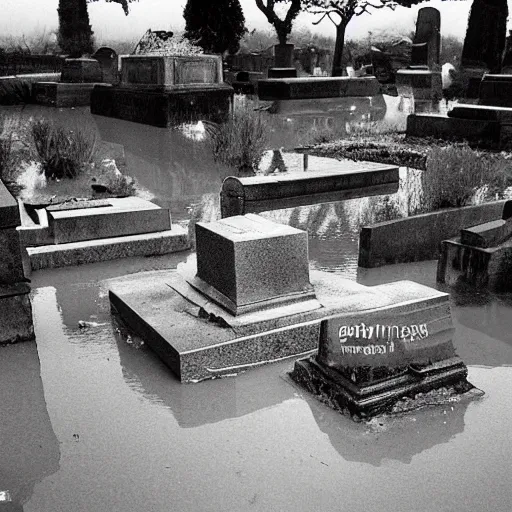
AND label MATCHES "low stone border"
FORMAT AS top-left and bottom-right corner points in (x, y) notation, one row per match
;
(358, 200), (508, 268)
